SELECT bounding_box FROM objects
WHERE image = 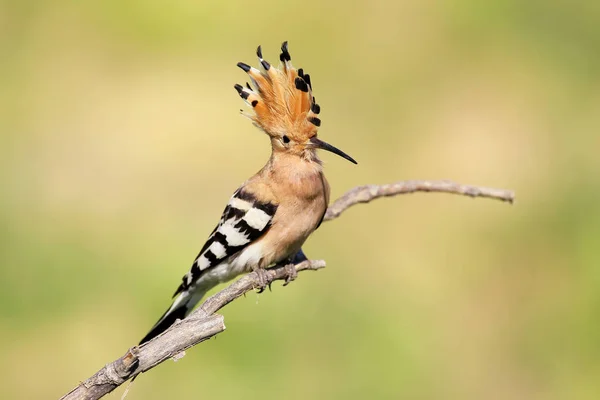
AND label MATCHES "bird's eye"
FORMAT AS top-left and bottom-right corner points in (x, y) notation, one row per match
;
(282, 135), (290, 144)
